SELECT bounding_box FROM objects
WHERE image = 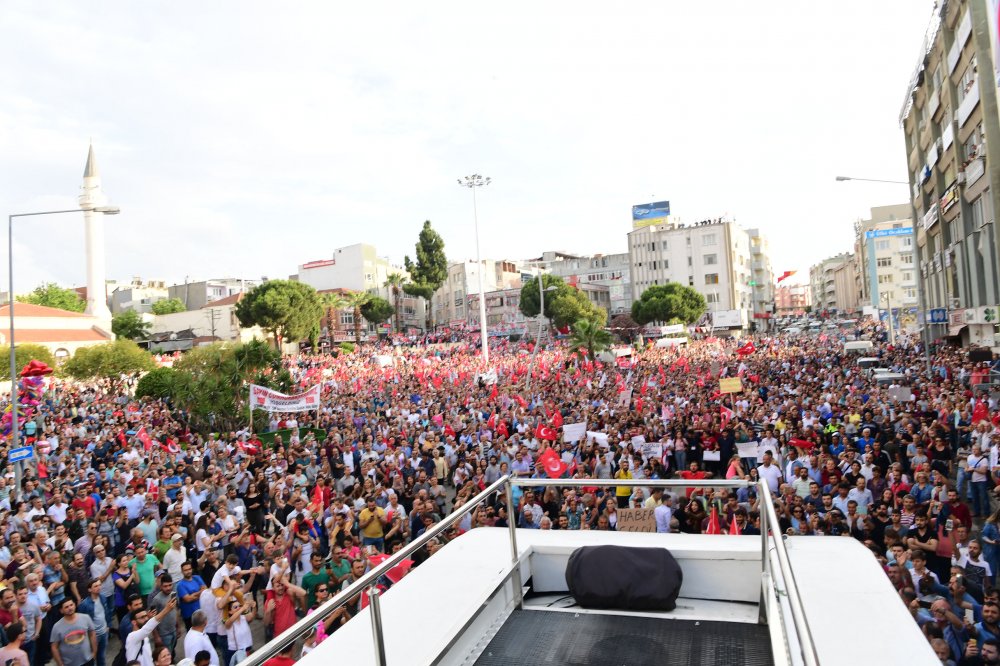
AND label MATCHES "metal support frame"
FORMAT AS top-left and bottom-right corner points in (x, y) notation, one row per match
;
(246, 475), (820, 666)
